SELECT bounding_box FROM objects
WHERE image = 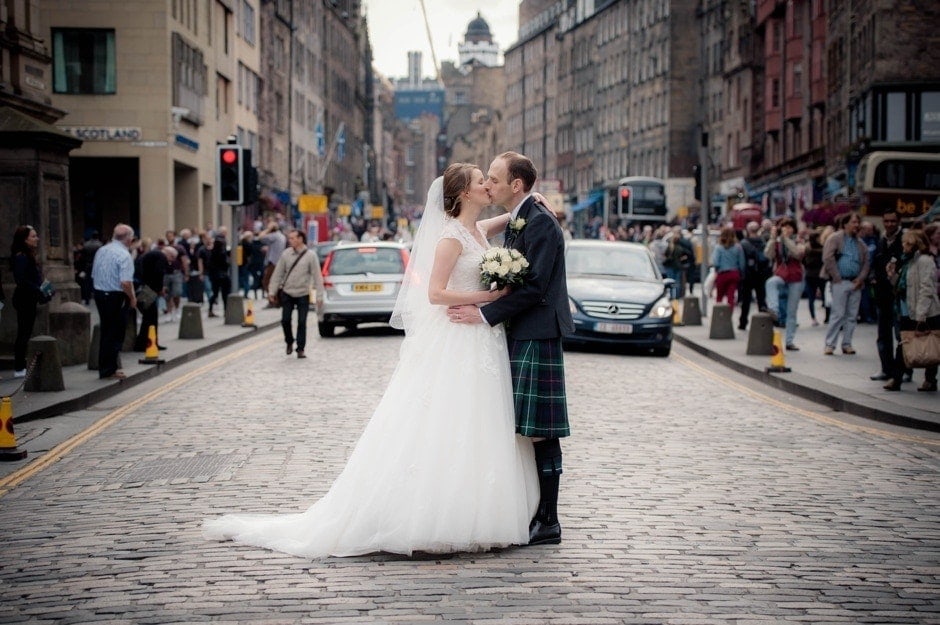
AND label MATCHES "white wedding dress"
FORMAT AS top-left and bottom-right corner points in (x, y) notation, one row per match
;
(203, 219), (538, 558)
